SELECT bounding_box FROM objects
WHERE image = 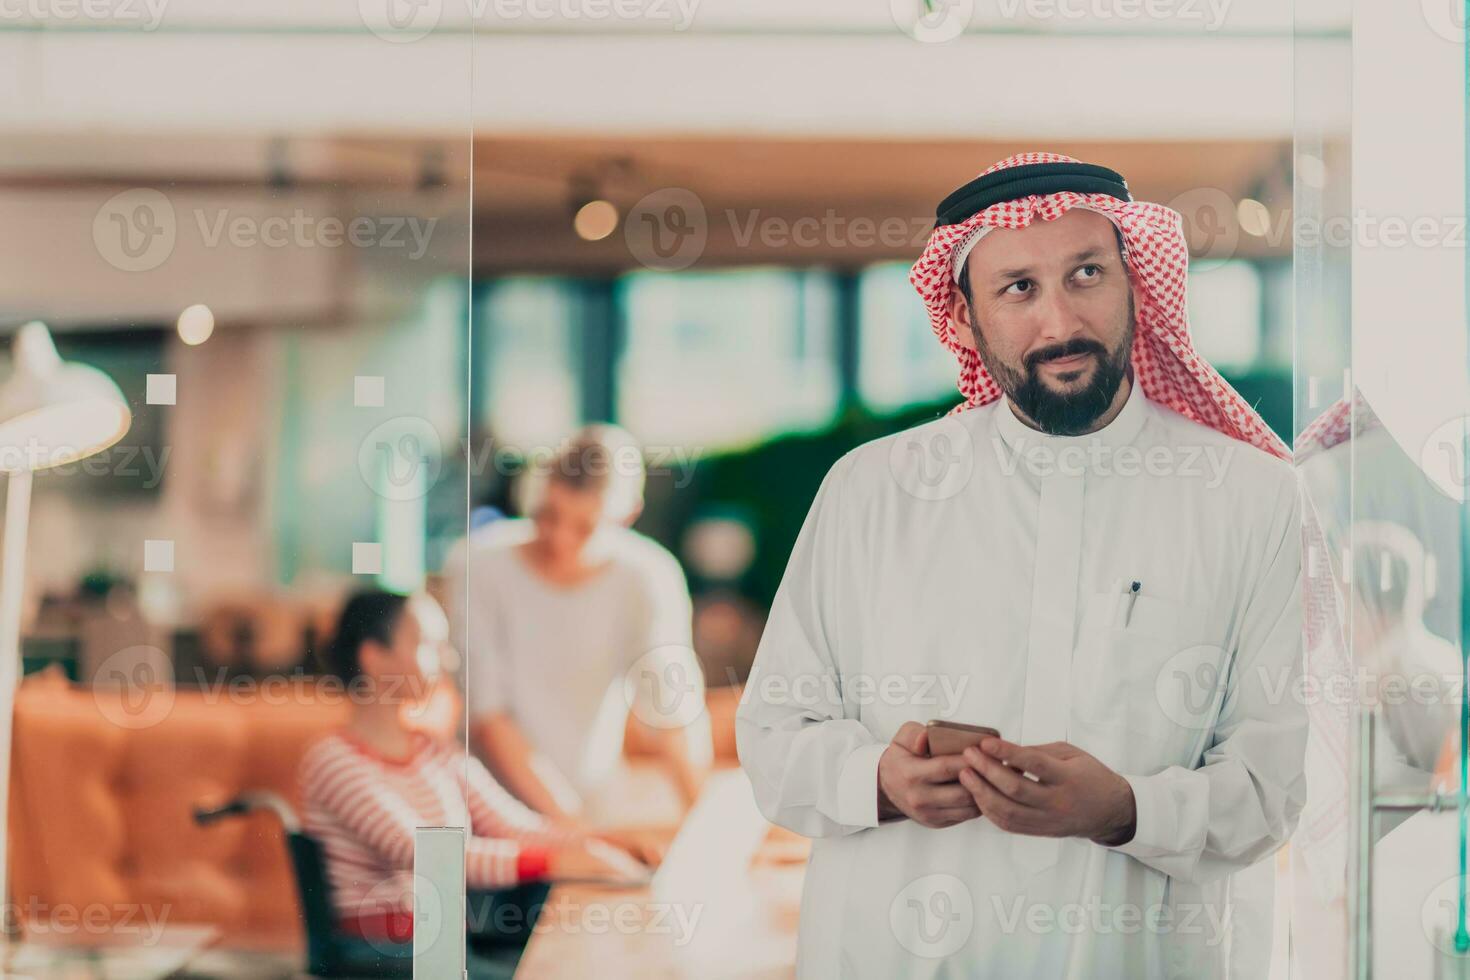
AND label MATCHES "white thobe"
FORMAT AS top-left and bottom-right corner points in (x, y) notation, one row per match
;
(736, 381), (1307, 979)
